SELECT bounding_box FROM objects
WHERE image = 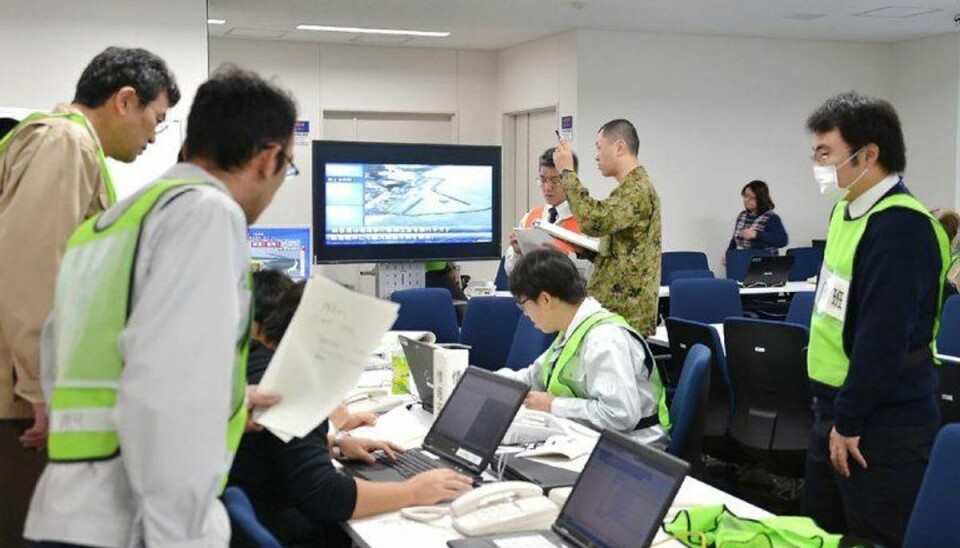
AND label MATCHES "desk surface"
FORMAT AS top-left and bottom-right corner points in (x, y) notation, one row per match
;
(659, 281), (816, 298)
(649, 323), (725, 350)
(343, 406), (770, 547)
